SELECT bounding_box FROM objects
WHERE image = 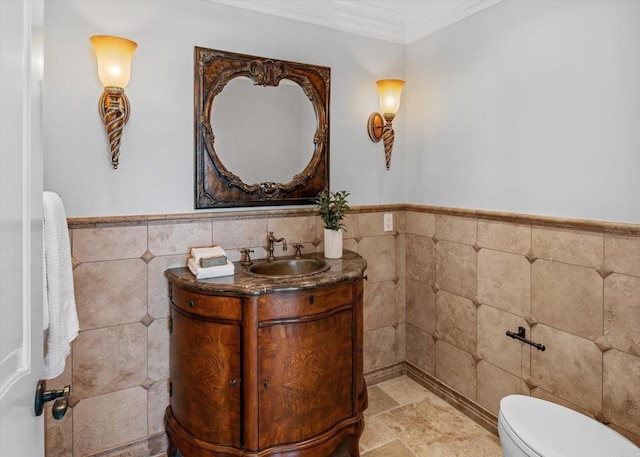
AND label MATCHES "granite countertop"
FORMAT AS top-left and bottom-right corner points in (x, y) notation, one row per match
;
(165, 249), (367, 296)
